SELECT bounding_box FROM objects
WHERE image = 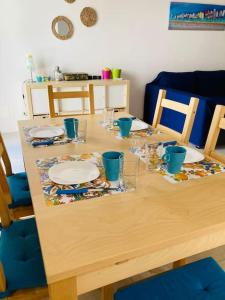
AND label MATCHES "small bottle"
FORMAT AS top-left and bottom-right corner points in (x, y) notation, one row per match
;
(54, 66), (63, 81)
